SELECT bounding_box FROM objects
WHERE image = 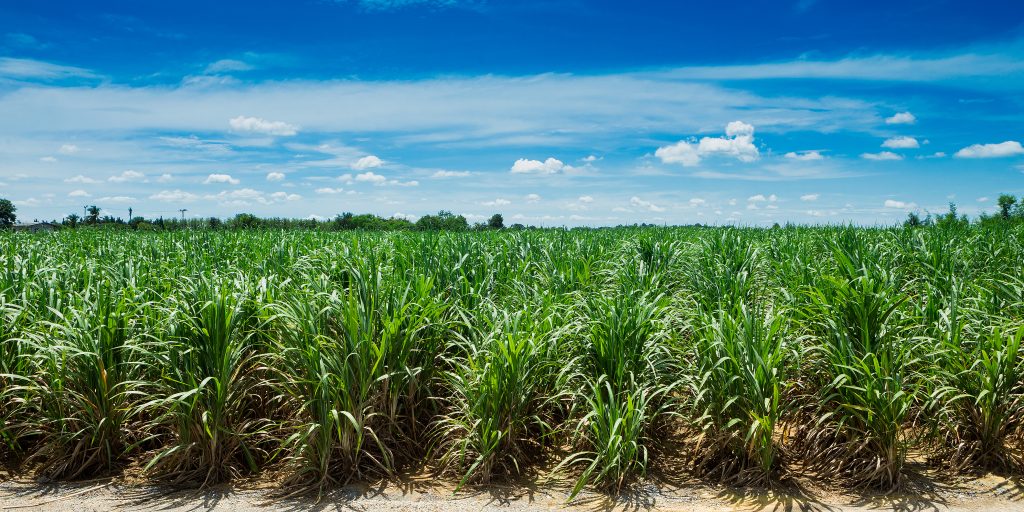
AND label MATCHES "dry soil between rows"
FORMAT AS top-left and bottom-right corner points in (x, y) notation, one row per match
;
(2, 472), (1023, 511)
